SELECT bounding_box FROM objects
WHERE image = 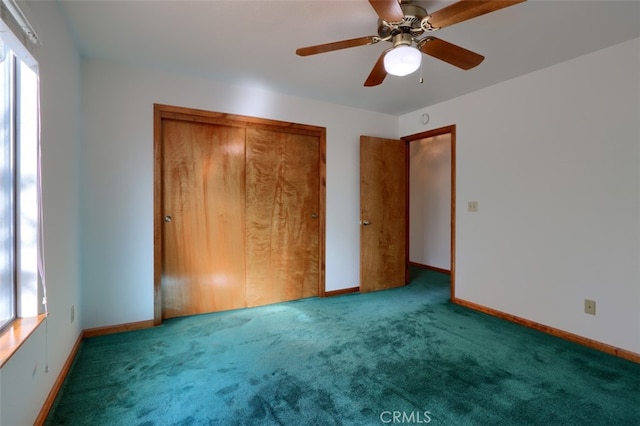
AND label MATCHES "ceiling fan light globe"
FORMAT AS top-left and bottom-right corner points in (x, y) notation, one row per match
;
(384, 45), (421, 77)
